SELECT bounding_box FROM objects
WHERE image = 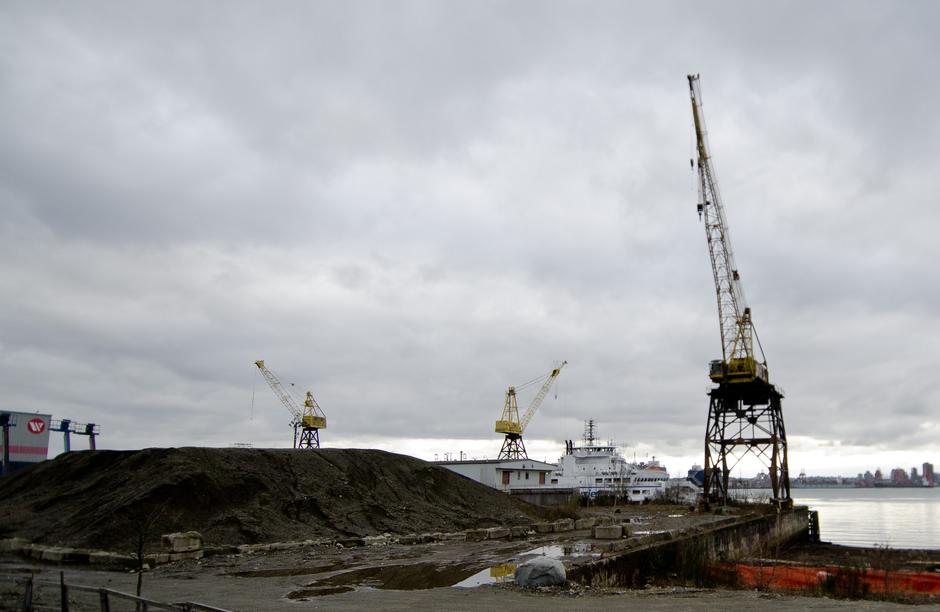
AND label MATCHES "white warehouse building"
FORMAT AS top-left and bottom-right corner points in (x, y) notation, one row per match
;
(436, 458), (557, 492)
